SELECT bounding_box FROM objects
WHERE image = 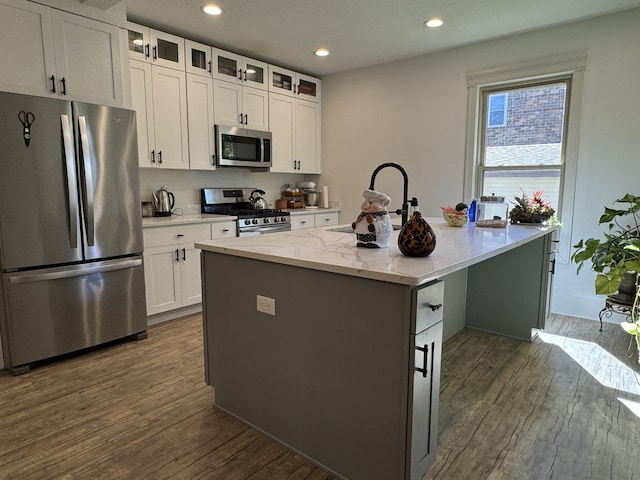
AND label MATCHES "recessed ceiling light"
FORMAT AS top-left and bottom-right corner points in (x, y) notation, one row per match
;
(201, 4), (223, 15)
(424, 18), (444, 28)
(315, 48), (330, 57)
